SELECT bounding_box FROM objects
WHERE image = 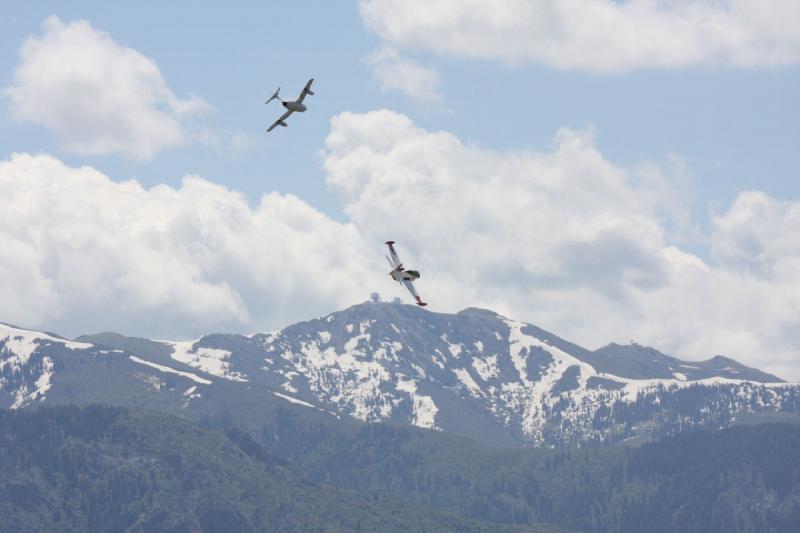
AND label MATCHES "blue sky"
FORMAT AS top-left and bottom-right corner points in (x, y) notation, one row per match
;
(1, 1), (379, 212)
(1, 1), (798, 378)
(3, 1), (796, 223)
